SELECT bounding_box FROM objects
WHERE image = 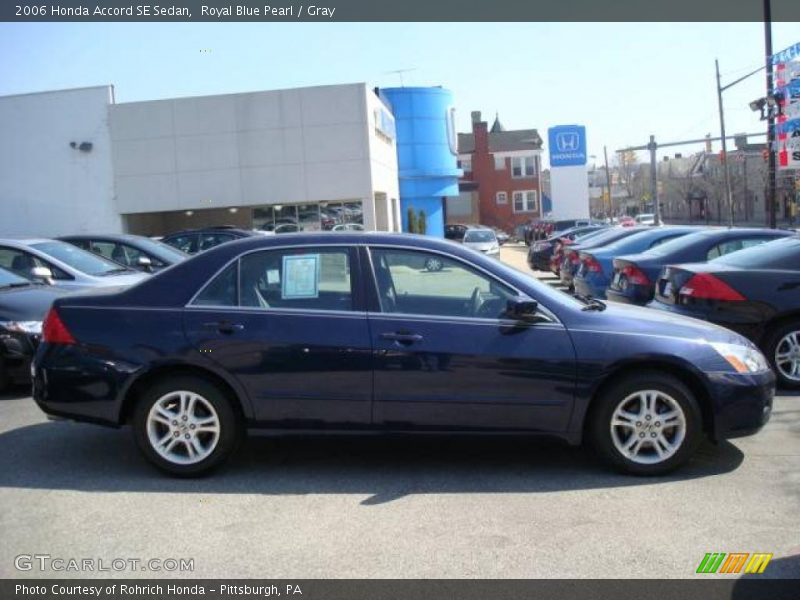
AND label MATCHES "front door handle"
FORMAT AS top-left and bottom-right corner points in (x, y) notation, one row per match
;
(203, 321), (244, 334)
(380, 332), (423, 344)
